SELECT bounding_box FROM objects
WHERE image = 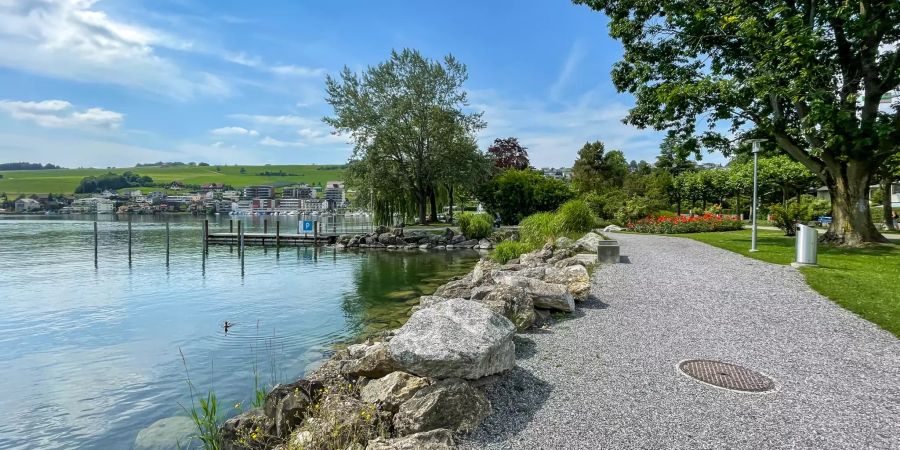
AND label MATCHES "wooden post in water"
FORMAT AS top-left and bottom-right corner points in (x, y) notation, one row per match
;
(94, 221), (98, 268)
(165, 220), (170, 266)
(264, 218), (268, 234)
(202, 219), (209, 254)
(237, 220), (243, 256)
(276, 221), (281, 249)
(313, 220), (319, 246)
(128, 218), (132, 266)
